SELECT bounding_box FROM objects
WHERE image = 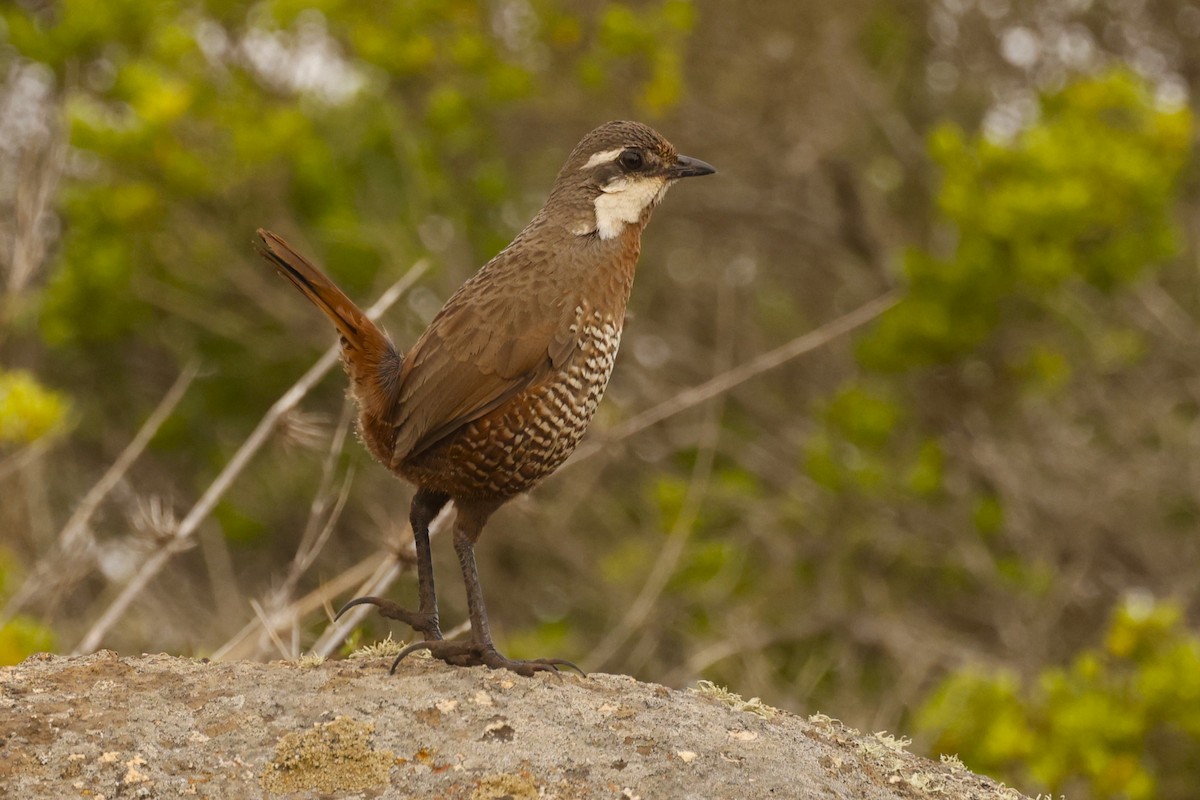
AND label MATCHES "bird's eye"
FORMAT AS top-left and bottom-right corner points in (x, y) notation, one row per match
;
(618, 149), (644, 171)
